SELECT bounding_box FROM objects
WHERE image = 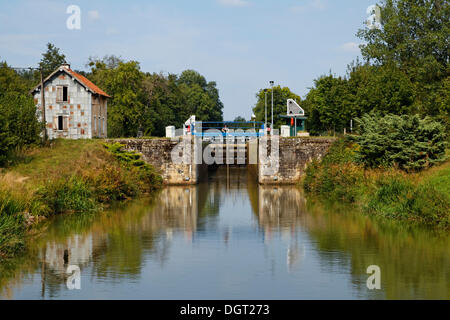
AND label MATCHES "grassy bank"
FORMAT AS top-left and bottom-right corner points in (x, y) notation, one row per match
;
(303, 140), (449, 228)
(0, 139), (162, 258)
